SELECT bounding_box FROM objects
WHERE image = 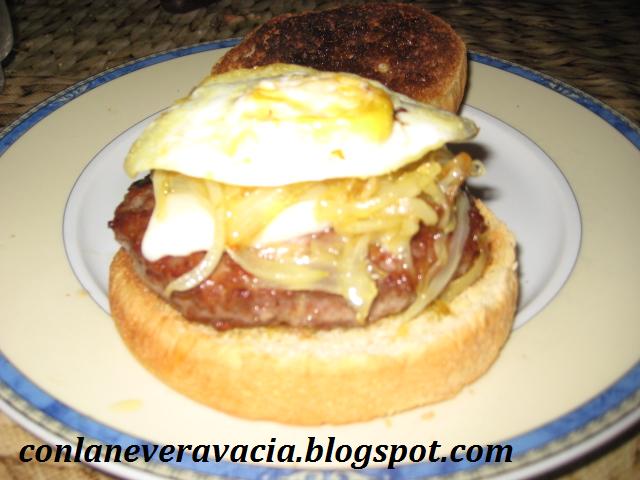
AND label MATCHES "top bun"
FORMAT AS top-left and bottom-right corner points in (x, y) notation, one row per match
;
(213, 3), (468, 112)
